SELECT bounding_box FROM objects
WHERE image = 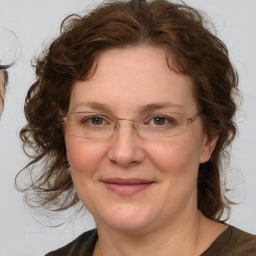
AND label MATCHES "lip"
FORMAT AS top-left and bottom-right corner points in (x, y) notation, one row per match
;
(102, 178), (154, 196)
